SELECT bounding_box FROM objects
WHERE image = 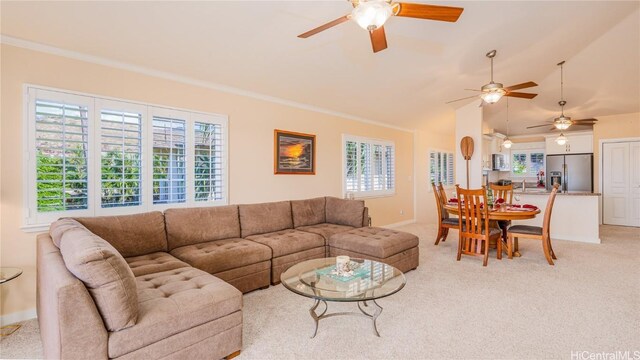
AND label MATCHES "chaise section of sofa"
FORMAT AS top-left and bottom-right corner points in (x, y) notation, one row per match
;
(165, 205), (272, 293)
(39, 215), (243, 360)
(240, 200), (325, 284)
